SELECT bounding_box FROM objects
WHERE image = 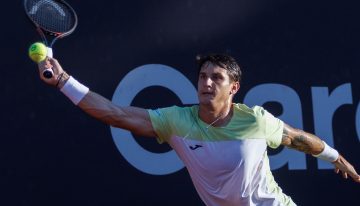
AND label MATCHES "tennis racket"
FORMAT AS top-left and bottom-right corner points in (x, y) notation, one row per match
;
(24, 0), (78, 79)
